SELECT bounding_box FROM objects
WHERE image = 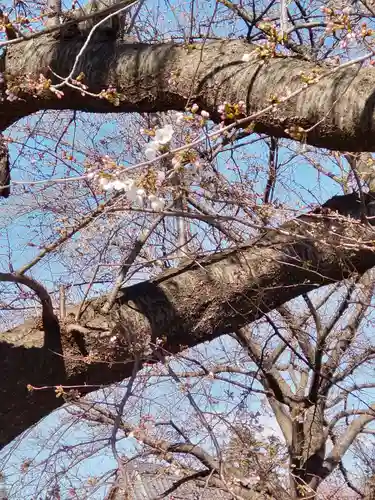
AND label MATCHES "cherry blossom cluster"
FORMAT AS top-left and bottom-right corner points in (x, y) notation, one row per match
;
(175, 103), (210, 124)
(99, 85), (125, 107)
(3, 73), (64, 101)
(70, 73), (88, 96)
(218, 101), (246, 122)
(144, 124), (175, 160)
(320, 5), (374, 49)
(87, 155), (166, 212)
(87, 113), (214, 213)
(99, 175), (166, 211)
